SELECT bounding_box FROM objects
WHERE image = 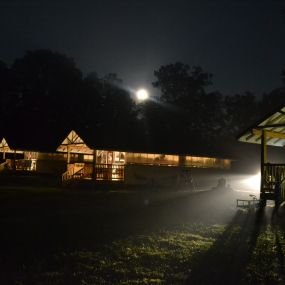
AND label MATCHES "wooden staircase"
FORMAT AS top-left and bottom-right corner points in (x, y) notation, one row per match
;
(62, 163), (86, 182)
(0, 161), (8, 172)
